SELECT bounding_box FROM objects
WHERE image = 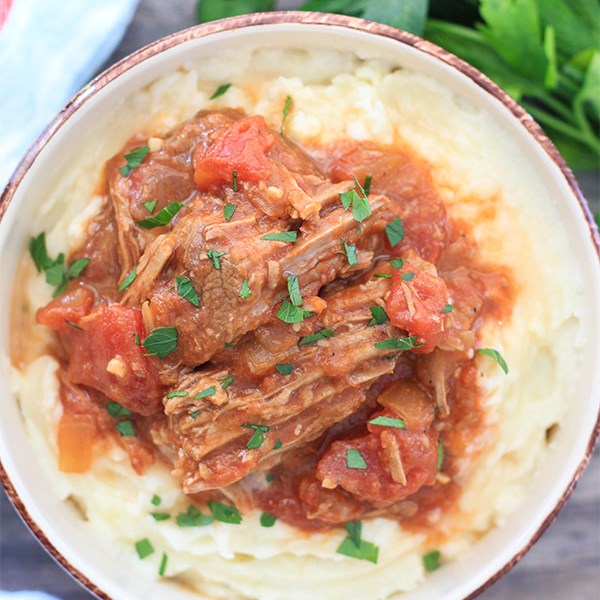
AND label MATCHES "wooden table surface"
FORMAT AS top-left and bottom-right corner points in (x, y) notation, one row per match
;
(1, 1), (599, 598)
